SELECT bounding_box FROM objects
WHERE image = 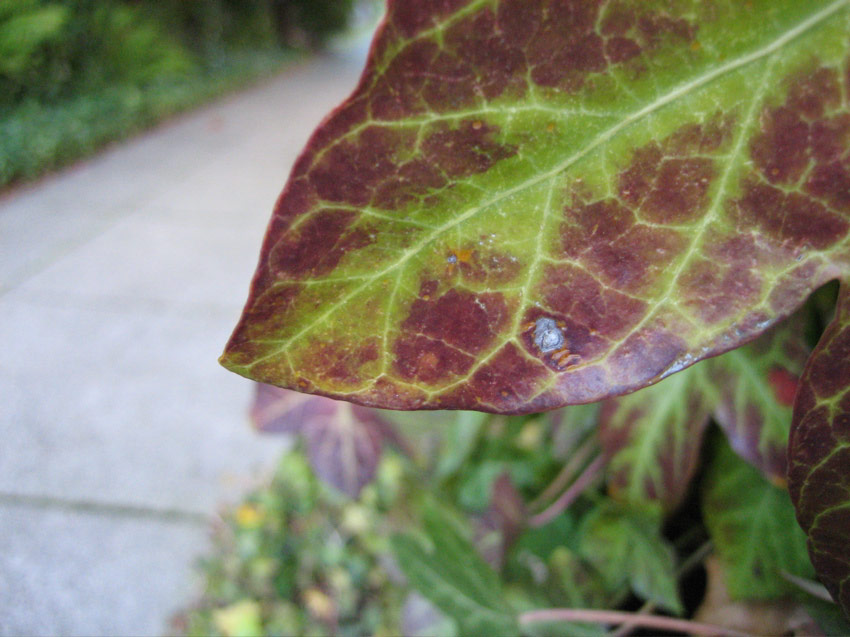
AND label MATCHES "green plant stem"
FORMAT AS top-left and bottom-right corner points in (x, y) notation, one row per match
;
(528, 435), (598, 512)
(518, 609), (751, 637)
(527, 454), (605, 527)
